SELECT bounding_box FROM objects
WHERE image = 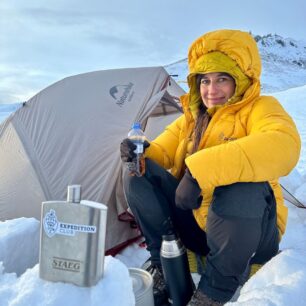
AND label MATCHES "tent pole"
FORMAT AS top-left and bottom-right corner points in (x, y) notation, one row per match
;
(281, 184), (306, 209)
